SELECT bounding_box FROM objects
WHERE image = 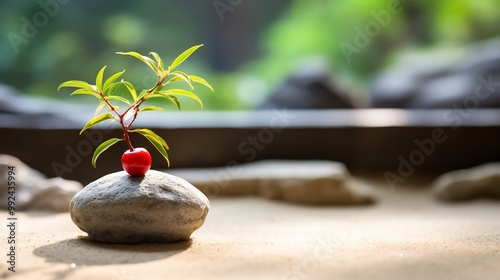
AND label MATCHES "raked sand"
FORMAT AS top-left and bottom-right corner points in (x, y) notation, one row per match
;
(2, 177), (499, 280)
